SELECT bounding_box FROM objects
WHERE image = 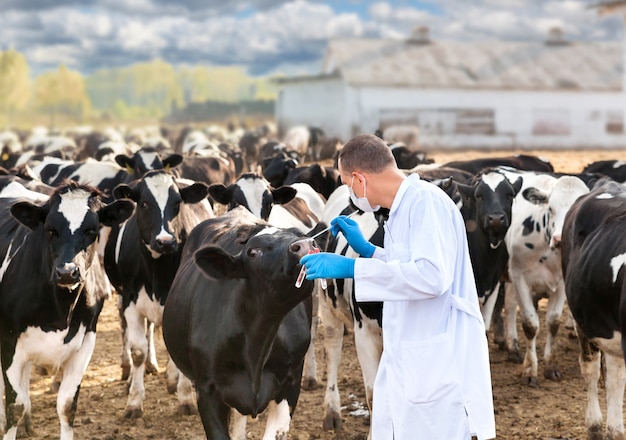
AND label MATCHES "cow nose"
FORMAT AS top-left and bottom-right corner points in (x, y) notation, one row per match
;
(290, 238), (316, 258)
(55, 263), (81, 285)
(488, 213), (506, 228)
(155, 237), (178, 253)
